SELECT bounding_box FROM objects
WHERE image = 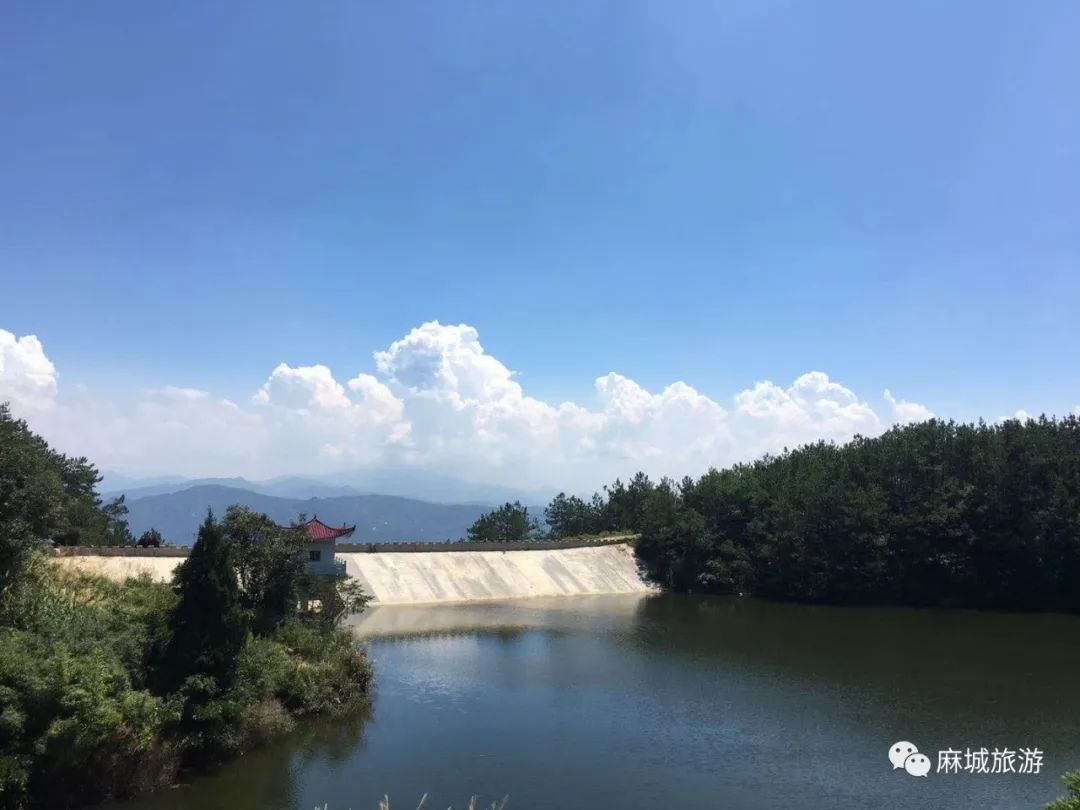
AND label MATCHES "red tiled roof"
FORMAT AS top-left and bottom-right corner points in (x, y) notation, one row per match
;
(301, 517), (356, 542)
